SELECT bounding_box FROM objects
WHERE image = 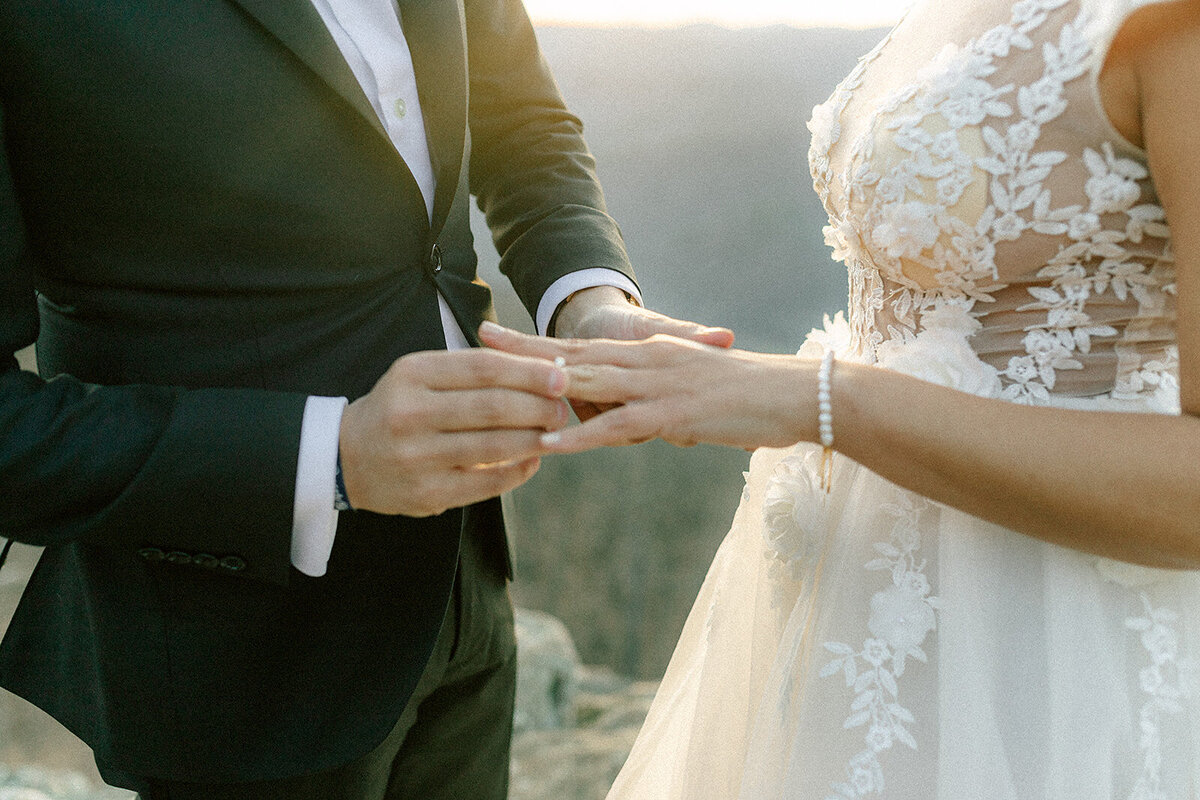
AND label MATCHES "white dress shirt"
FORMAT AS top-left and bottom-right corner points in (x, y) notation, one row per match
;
(290, 0), (641, 576)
